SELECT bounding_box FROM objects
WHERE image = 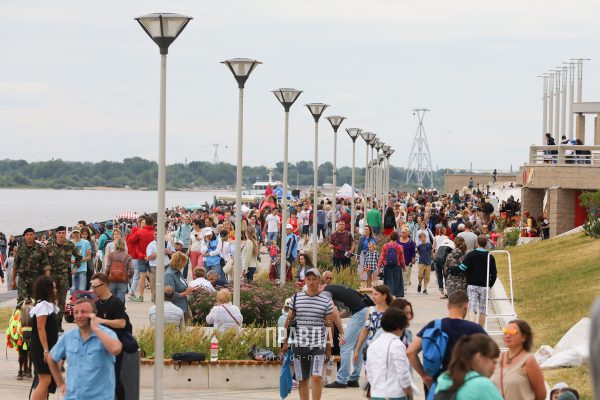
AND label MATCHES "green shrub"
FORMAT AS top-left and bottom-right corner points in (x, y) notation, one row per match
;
(189, 281), (295, 327)
(583, 218), (600, 238)
(503, 228), (520, 247)
(137, 324), (279, 359)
